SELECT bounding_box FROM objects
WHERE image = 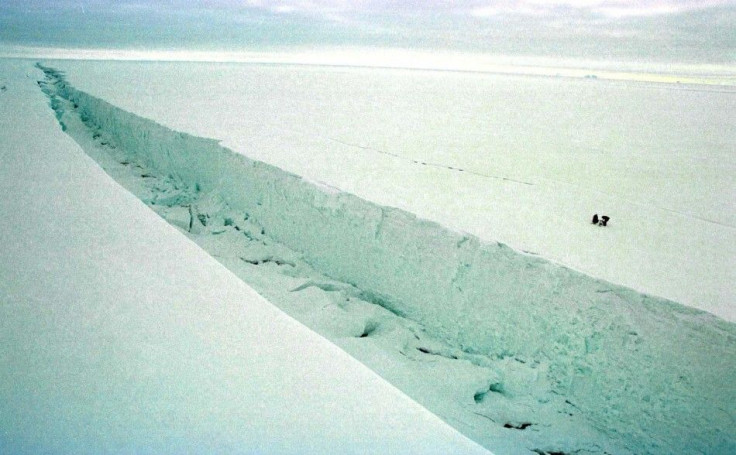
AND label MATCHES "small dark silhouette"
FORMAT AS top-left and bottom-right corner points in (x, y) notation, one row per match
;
(592, 214), (610, 226)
